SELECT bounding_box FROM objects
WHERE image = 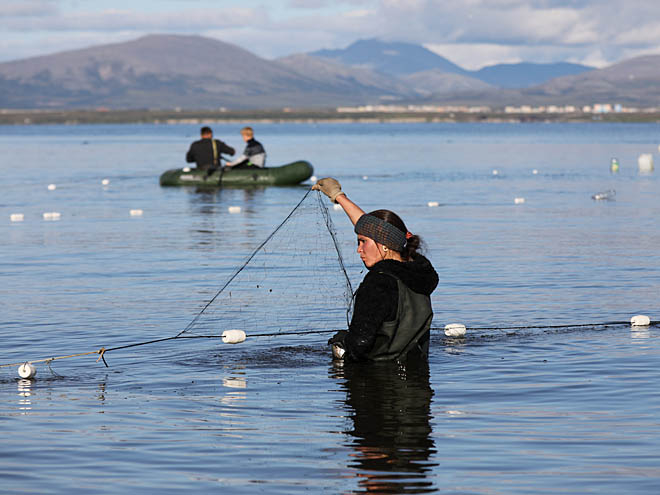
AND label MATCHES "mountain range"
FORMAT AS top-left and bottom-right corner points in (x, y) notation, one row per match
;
(0, 34), (657, 110)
